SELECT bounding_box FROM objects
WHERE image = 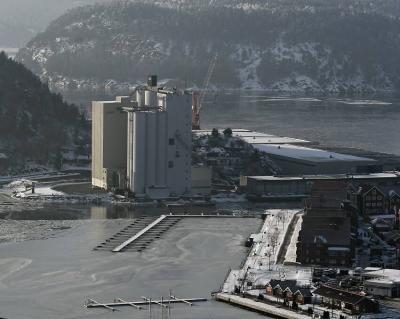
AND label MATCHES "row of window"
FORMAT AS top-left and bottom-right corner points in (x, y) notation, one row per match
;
(366, 195), (383, 201)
